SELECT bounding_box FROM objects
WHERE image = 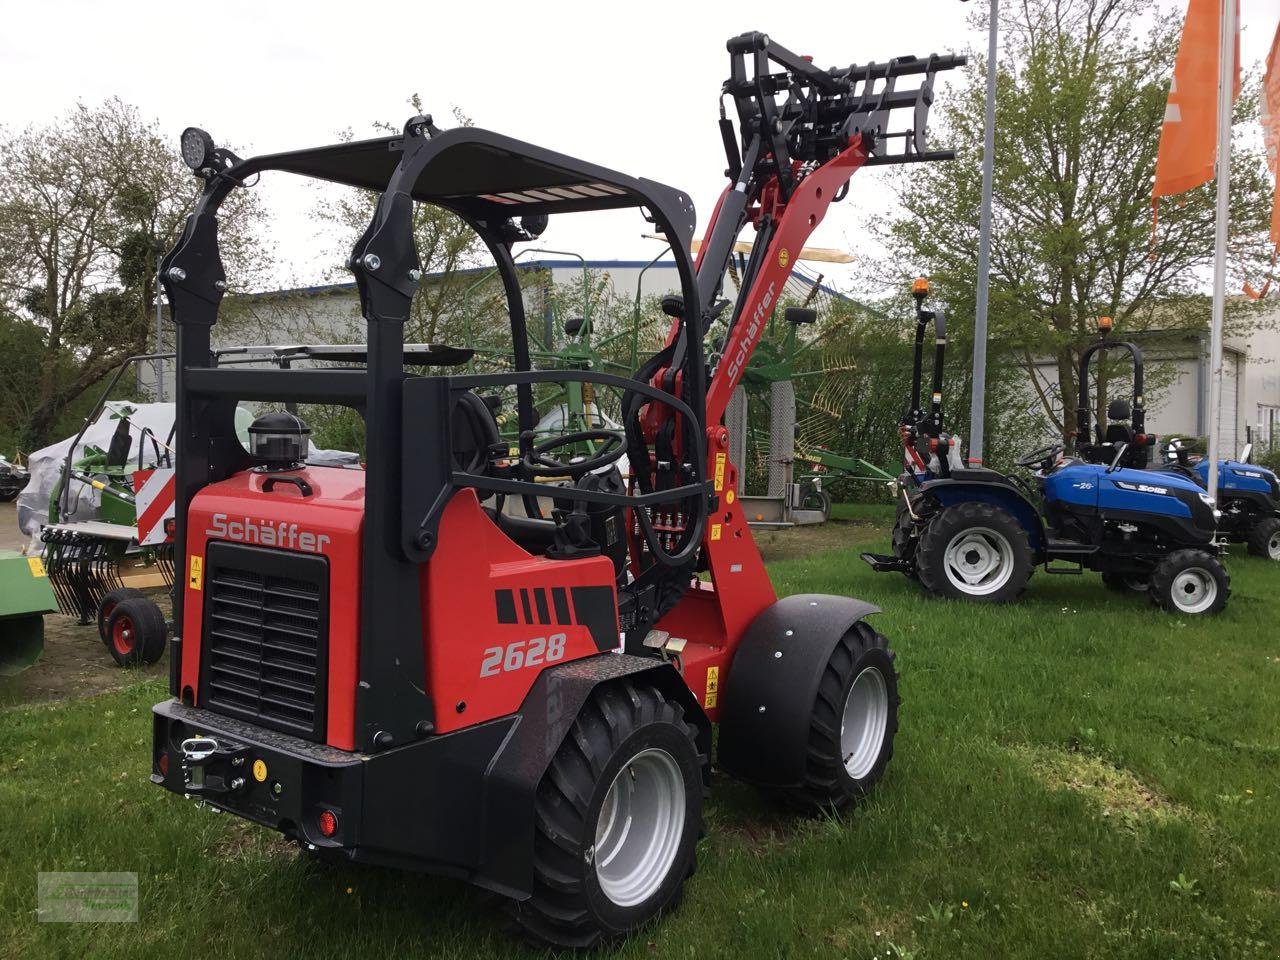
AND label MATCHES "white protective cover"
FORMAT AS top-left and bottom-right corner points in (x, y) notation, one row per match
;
(16, 402), (359, 549)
